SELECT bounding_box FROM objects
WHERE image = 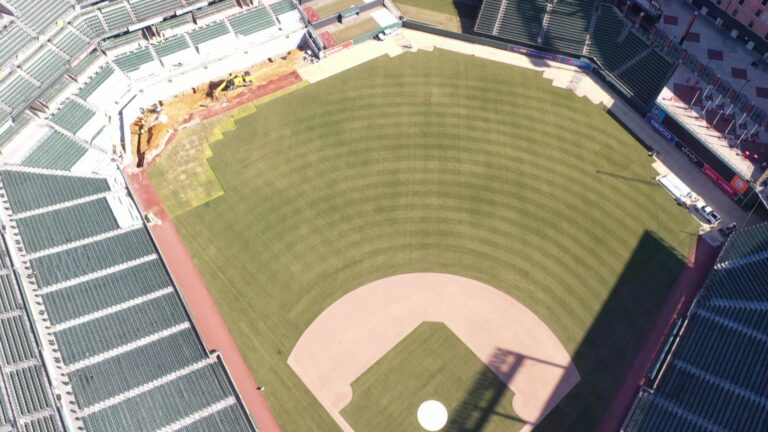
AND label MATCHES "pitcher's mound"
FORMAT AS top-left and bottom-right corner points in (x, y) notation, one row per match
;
(417, 400), (448, 431)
